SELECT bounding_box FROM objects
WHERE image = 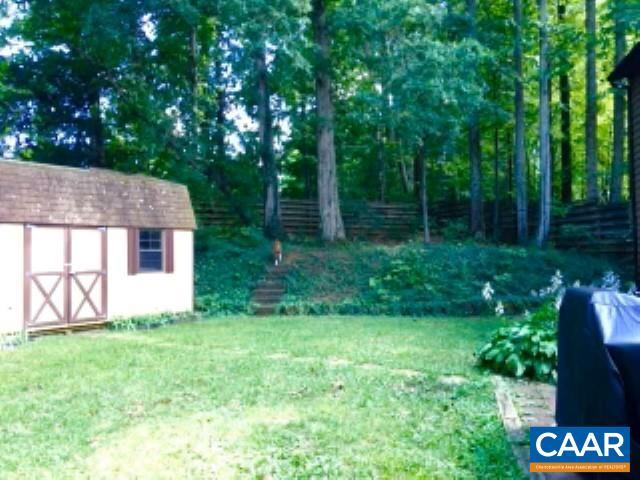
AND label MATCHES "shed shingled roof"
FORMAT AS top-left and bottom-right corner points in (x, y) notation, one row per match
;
(0, 160), (196, 229)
